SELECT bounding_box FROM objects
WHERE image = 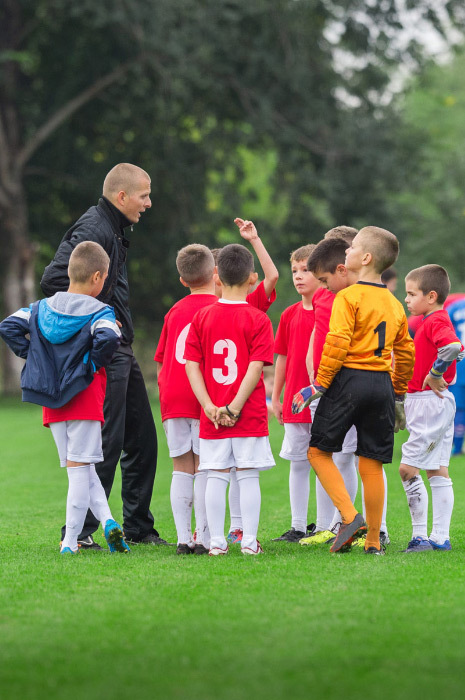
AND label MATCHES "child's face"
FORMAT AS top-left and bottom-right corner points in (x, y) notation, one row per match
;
(345, 233), (366, 274)
(405, 280), (433, 316)
(291, 259), (319, 297)
(313, 265), (348, 294)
